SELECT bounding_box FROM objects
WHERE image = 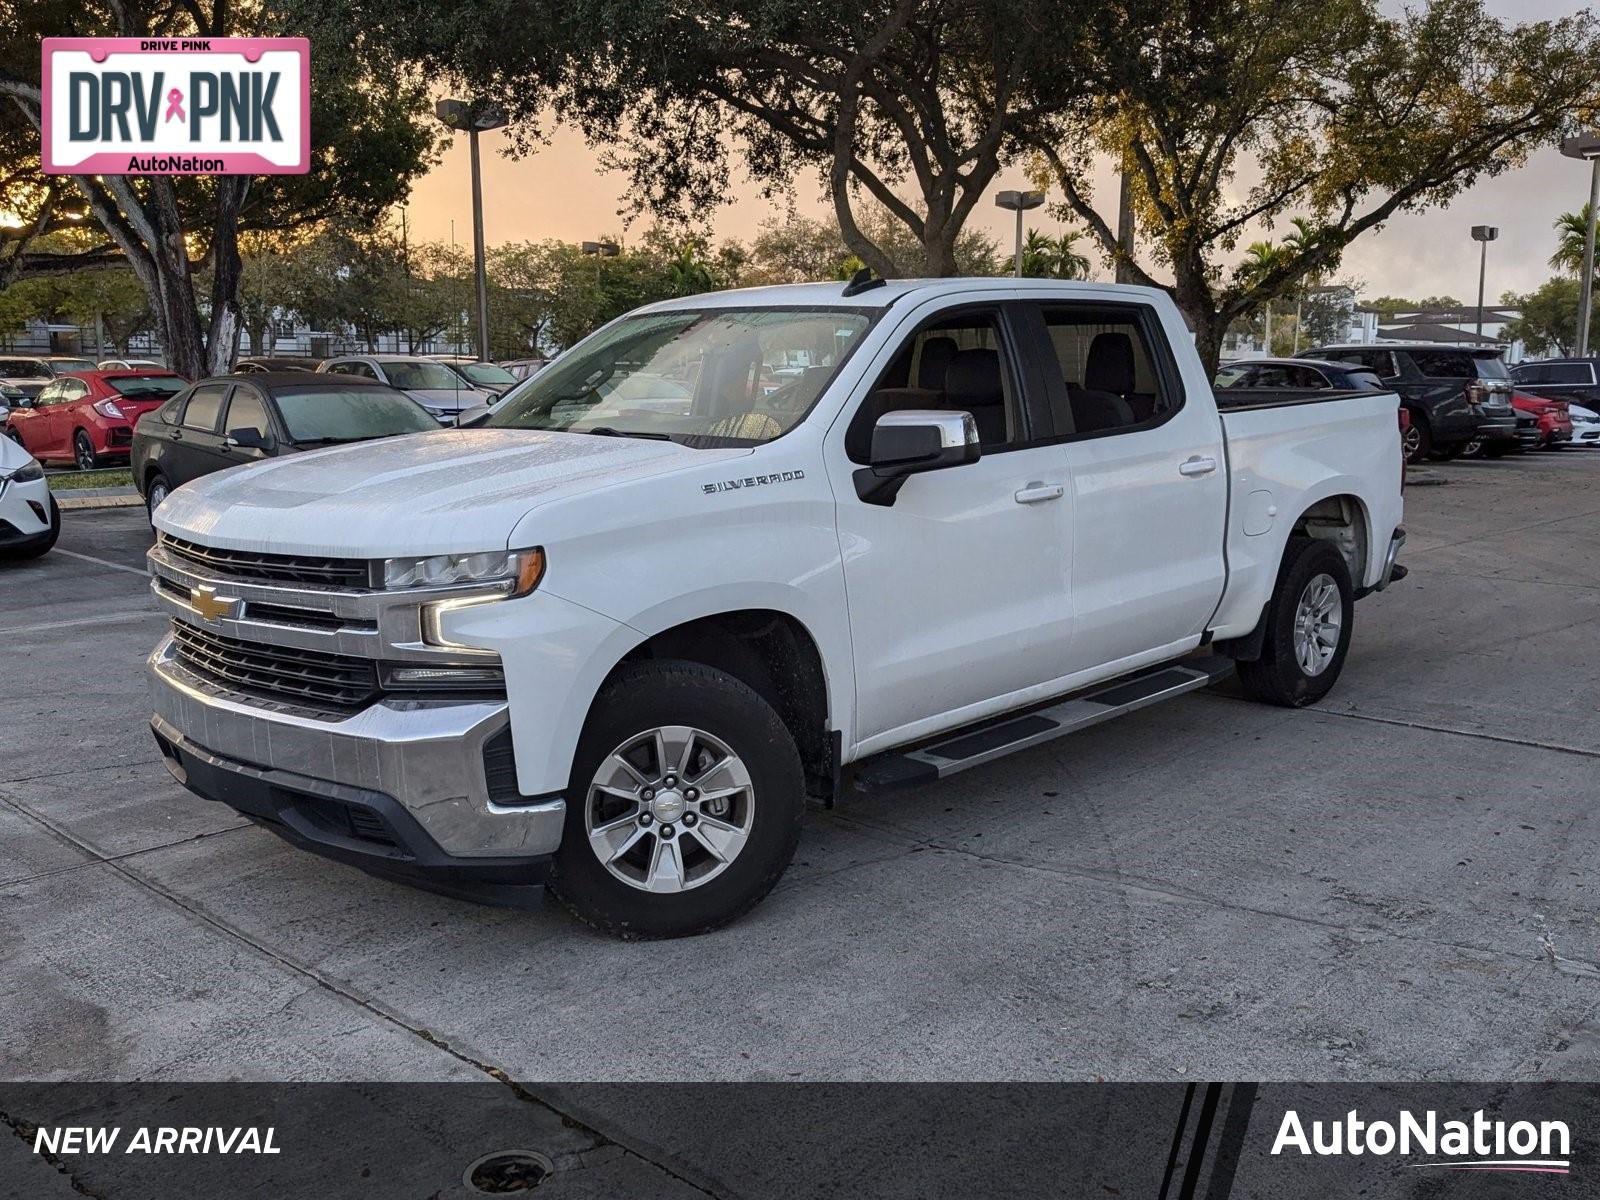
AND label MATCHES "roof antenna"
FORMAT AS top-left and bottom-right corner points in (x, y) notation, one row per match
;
(842, 266), (888, 297)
